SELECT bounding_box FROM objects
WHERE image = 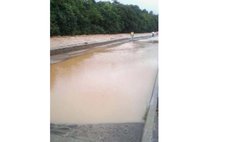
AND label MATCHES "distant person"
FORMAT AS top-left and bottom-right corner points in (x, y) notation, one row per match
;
(130, 32), (134, 40)
(152, 32), (155, 37)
